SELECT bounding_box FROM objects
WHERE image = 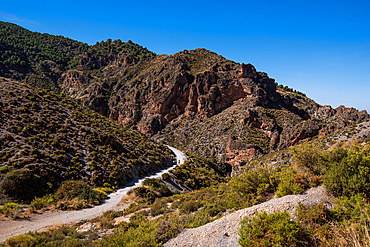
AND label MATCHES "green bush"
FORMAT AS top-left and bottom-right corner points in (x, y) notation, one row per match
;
(330, 194), (370, 223)
(4, 234), (37, 247)
(129, 210), (150, 227)
(295, 202), (332, 244)
(134, 179), (172, 204)
(151, 200), (167, 216)
(4, 225), (89, 247)
(180, 200), (199, 214)
(275, 169), (304, 198)
(98, 210), (123, 229)
(323, 145), (370, 197)
(0, 165), (10, 173)
(99, 220), (160, 247)
(0, 168), (45, 201)
(142, 178), (172, 197)
(292, 142), (324, 175)
(57, 198), (91, 210)
(134, 187), (157, 202)
(161, 173), (171, 182)
(182, 209), (213, 228)
(0, 202), (21, 219)
(30, 194), (55, 211)
(56, 180), (99, 204)
(124, 202), (146, 215)
(239, 210), (302, 247)
(93, 188), (108, 200)
(227, 166), (278, 210)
